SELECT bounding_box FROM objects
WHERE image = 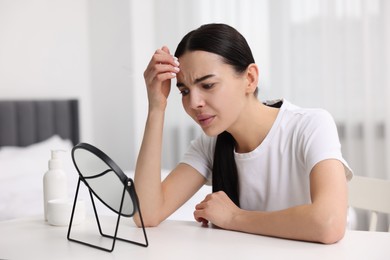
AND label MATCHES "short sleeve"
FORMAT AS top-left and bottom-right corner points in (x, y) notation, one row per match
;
(299, 109), (353, 181)
(180, 133), (216, 185)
